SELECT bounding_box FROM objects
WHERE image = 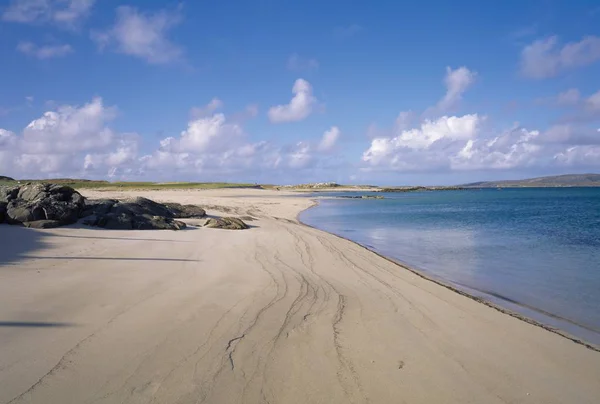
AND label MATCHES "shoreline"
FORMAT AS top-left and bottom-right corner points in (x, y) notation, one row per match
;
(298, 197), (600, 352)
(2, 187), (600, 403)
